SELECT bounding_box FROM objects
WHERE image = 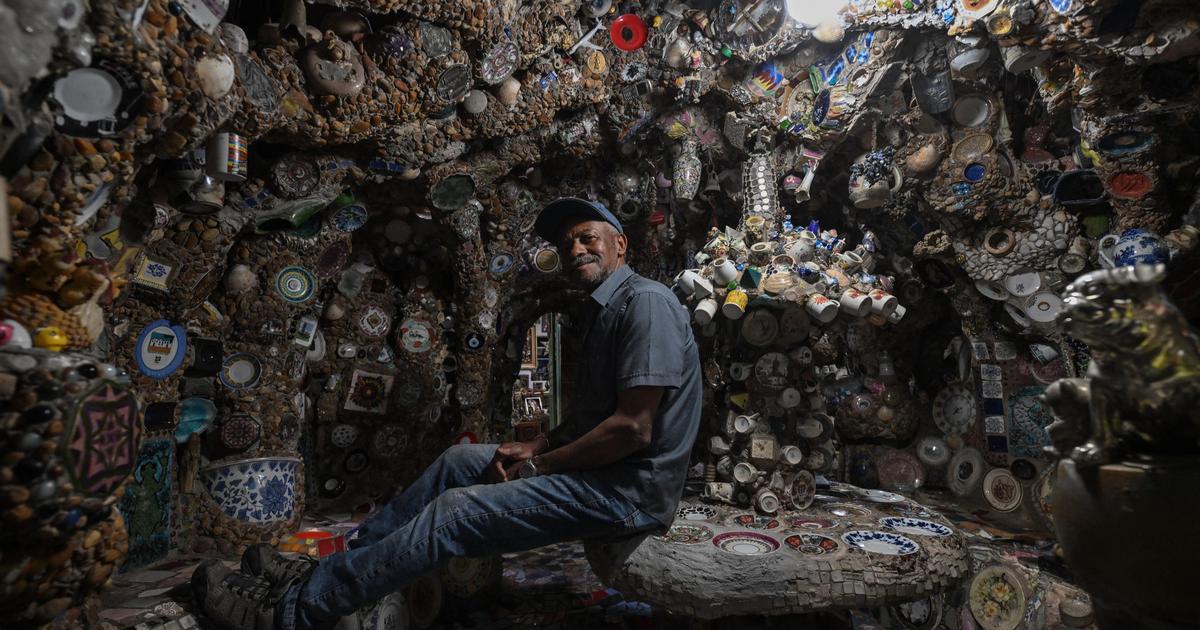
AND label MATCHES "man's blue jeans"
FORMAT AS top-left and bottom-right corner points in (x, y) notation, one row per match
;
(277, 444), (662, 630)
